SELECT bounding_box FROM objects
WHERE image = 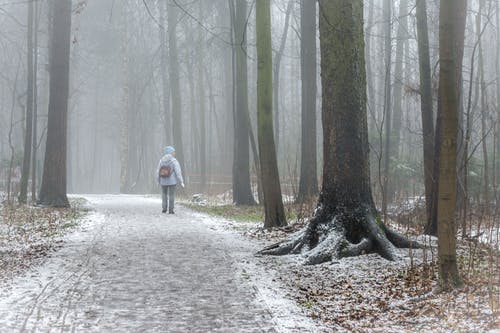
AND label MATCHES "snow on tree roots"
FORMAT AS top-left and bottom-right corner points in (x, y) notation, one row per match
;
(259, 206), (422, 265)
